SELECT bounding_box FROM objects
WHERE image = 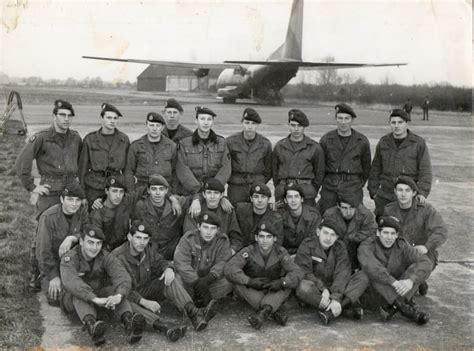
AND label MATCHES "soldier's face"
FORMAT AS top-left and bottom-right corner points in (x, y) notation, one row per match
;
(284, 190), (303, 211)
(317, 226), (338, 249)
(335, 114), (353, 133)
(106, 187), (125, 206)
(289, 121), (305, 139)
(53, 108), (74, 132)
(164, 108), (181, 129)
(395, 184), (416, 206)
(377, 228), (398, 248)
(146, 121), (164, 139)
(60, 196), (81, 215)
(128, 232), (150, 254)
(338, 201), (355, 220)
(390, 117), (408, 138)
(102, 112), (119, 131)
(196, 114), (214, 133)
(198, 222), (218, 242)
(148, 185), (168, 206)
(80, 235), (103, 260)
(203, 190), (223, 209)
(251, 193), (269, 211)
(242, 120), (258, 138)
(255, 231), (276, 253)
